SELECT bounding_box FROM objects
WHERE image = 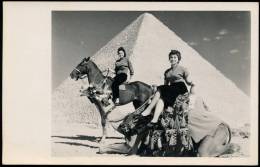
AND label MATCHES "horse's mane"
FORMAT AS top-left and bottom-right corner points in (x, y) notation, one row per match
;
(88, 60), (102, 73)
(86, 59), (107, 85)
